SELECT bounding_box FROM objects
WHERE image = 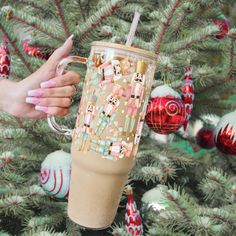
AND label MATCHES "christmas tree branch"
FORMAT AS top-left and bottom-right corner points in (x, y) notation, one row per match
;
(0, 23), (32, 73)
(173, 34), (211, 53)
(54, 0), (70, 37)
(197, 0), (222, 17)
(9, 15), (62, 42)
(152, 0), (181, 54)
(18, 0), (46, 12)
(76, 0), (86, 21)
(75, 0), (124, 43)
(227, 38), (235, 79)
(199, 168), (233, 205)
